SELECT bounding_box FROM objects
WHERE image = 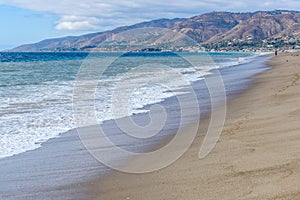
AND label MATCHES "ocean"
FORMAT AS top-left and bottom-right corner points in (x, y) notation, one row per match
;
(0, 51), (259, 159)
(0, 52), (270, 199)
